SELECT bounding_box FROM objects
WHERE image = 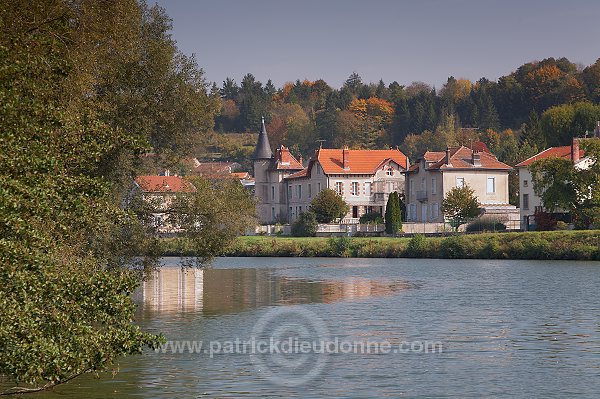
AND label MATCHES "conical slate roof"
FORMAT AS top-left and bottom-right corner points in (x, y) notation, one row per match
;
(252, 117), (273, 159)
